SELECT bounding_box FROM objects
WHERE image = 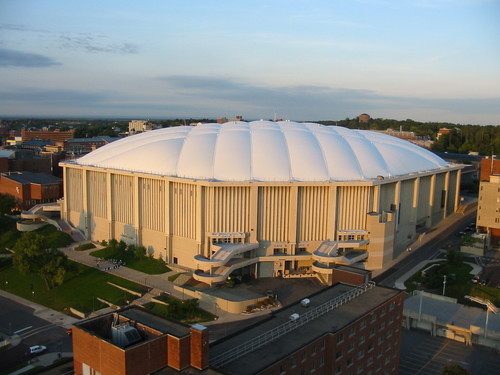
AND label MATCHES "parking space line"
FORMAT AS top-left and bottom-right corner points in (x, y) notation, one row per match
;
(414, 340), (451, 375)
